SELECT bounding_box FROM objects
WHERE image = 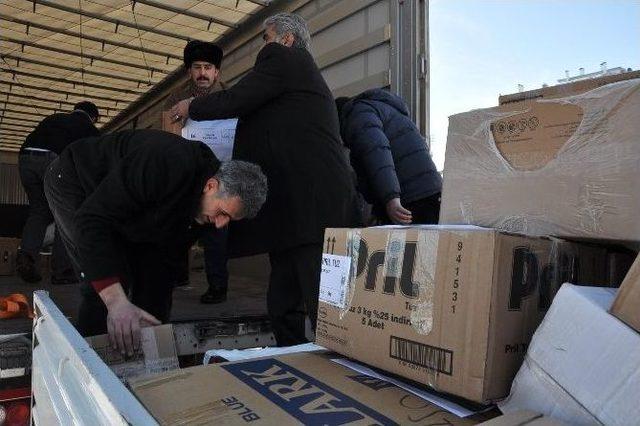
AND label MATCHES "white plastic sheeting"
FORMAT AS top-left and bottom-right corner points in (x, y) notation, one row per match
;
(31, 290), (157, 425)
